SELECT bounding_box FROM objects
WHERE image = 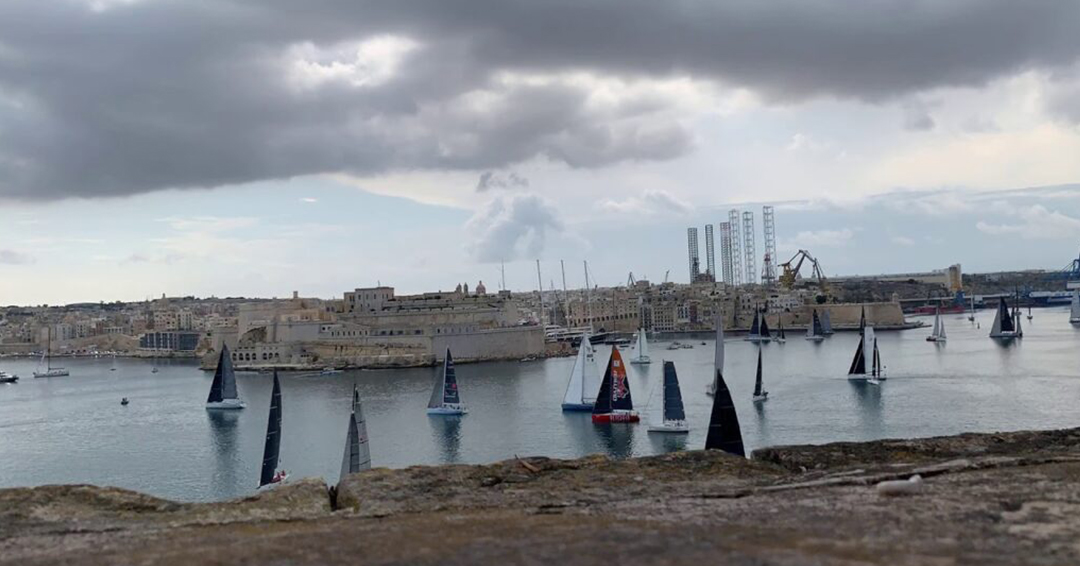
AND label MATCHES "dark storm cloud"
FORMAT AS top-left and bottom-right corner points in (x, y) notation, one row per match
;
(1, 0), (1078, 200)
